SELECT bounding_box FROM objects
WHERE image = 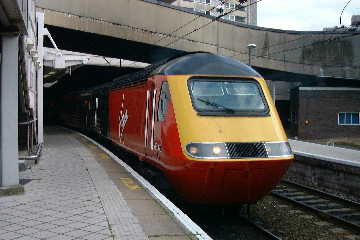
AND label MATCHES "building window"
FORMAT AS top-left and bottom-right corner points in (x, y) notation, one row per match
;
(338, 112), (360, 125)
(221, 14), (235, 21)
(235, 16), (246, 23)
(194, 8), (206, 14)
(221, 15), (229, 20)
(194, 0), (211, 5)
(210, 10), (221, 17)
(236, 5), (246, 11)
(224, 3), (236, 9)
